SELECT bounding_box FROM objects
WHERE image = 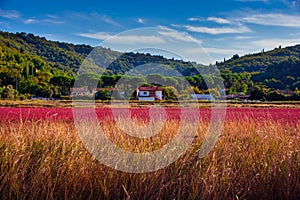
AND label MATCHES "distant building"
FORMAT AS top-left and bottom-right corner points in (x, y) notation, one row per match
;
(137, 86), (163, 101)
(69, 88), (90, 97)
(221, 94), (250, 101)
(190, 94), (215, 101)
(280, 90), (294, 95)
